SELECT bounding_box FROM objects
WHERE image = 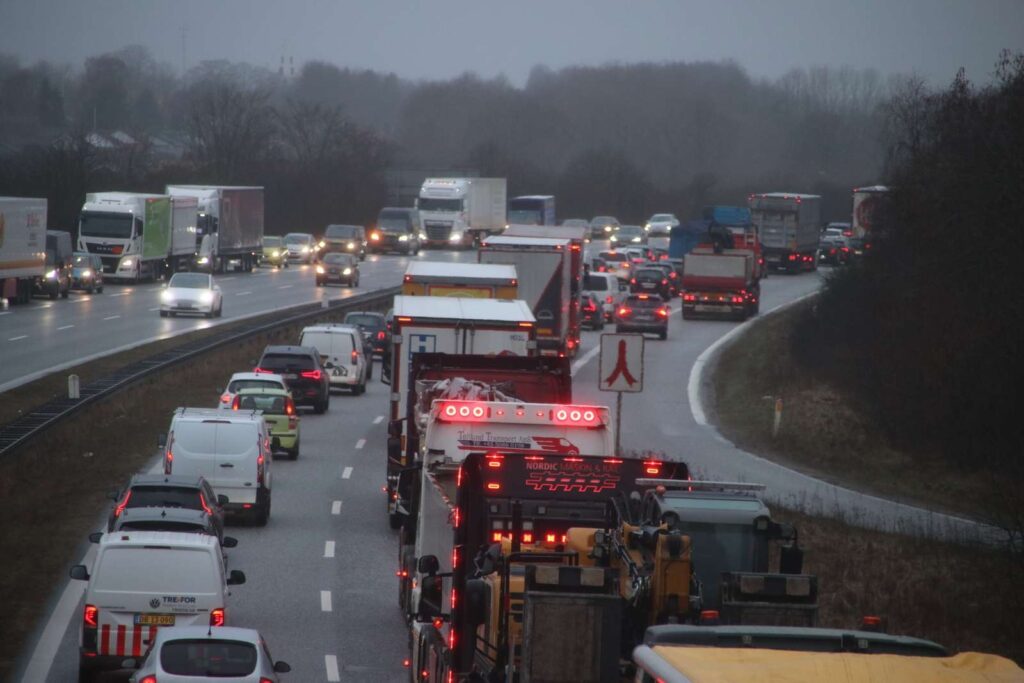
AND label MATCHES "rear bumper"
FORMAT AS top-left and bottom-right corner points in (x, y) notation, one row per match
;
(270, 432), (298, 450)
(616, 321), (667, 333)
(79, 651), (128, 673)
